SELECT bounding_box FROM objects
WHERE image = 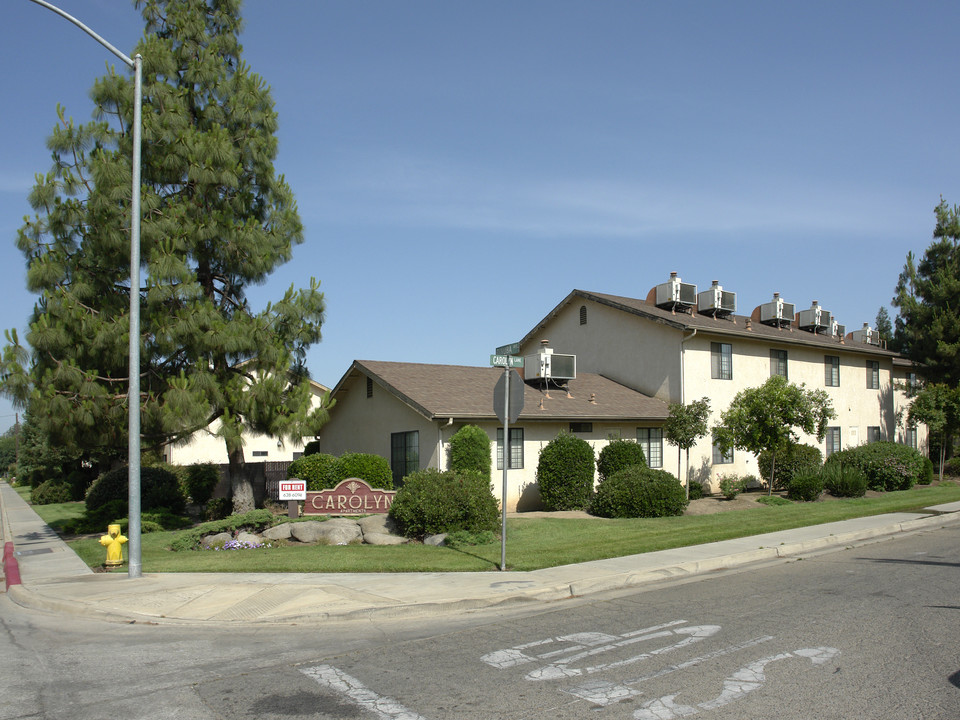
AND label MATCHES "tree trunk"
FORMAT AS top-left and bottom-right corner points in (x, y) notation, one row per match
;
(228, 444), (255, 514)
(768, 452), (776, 495)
